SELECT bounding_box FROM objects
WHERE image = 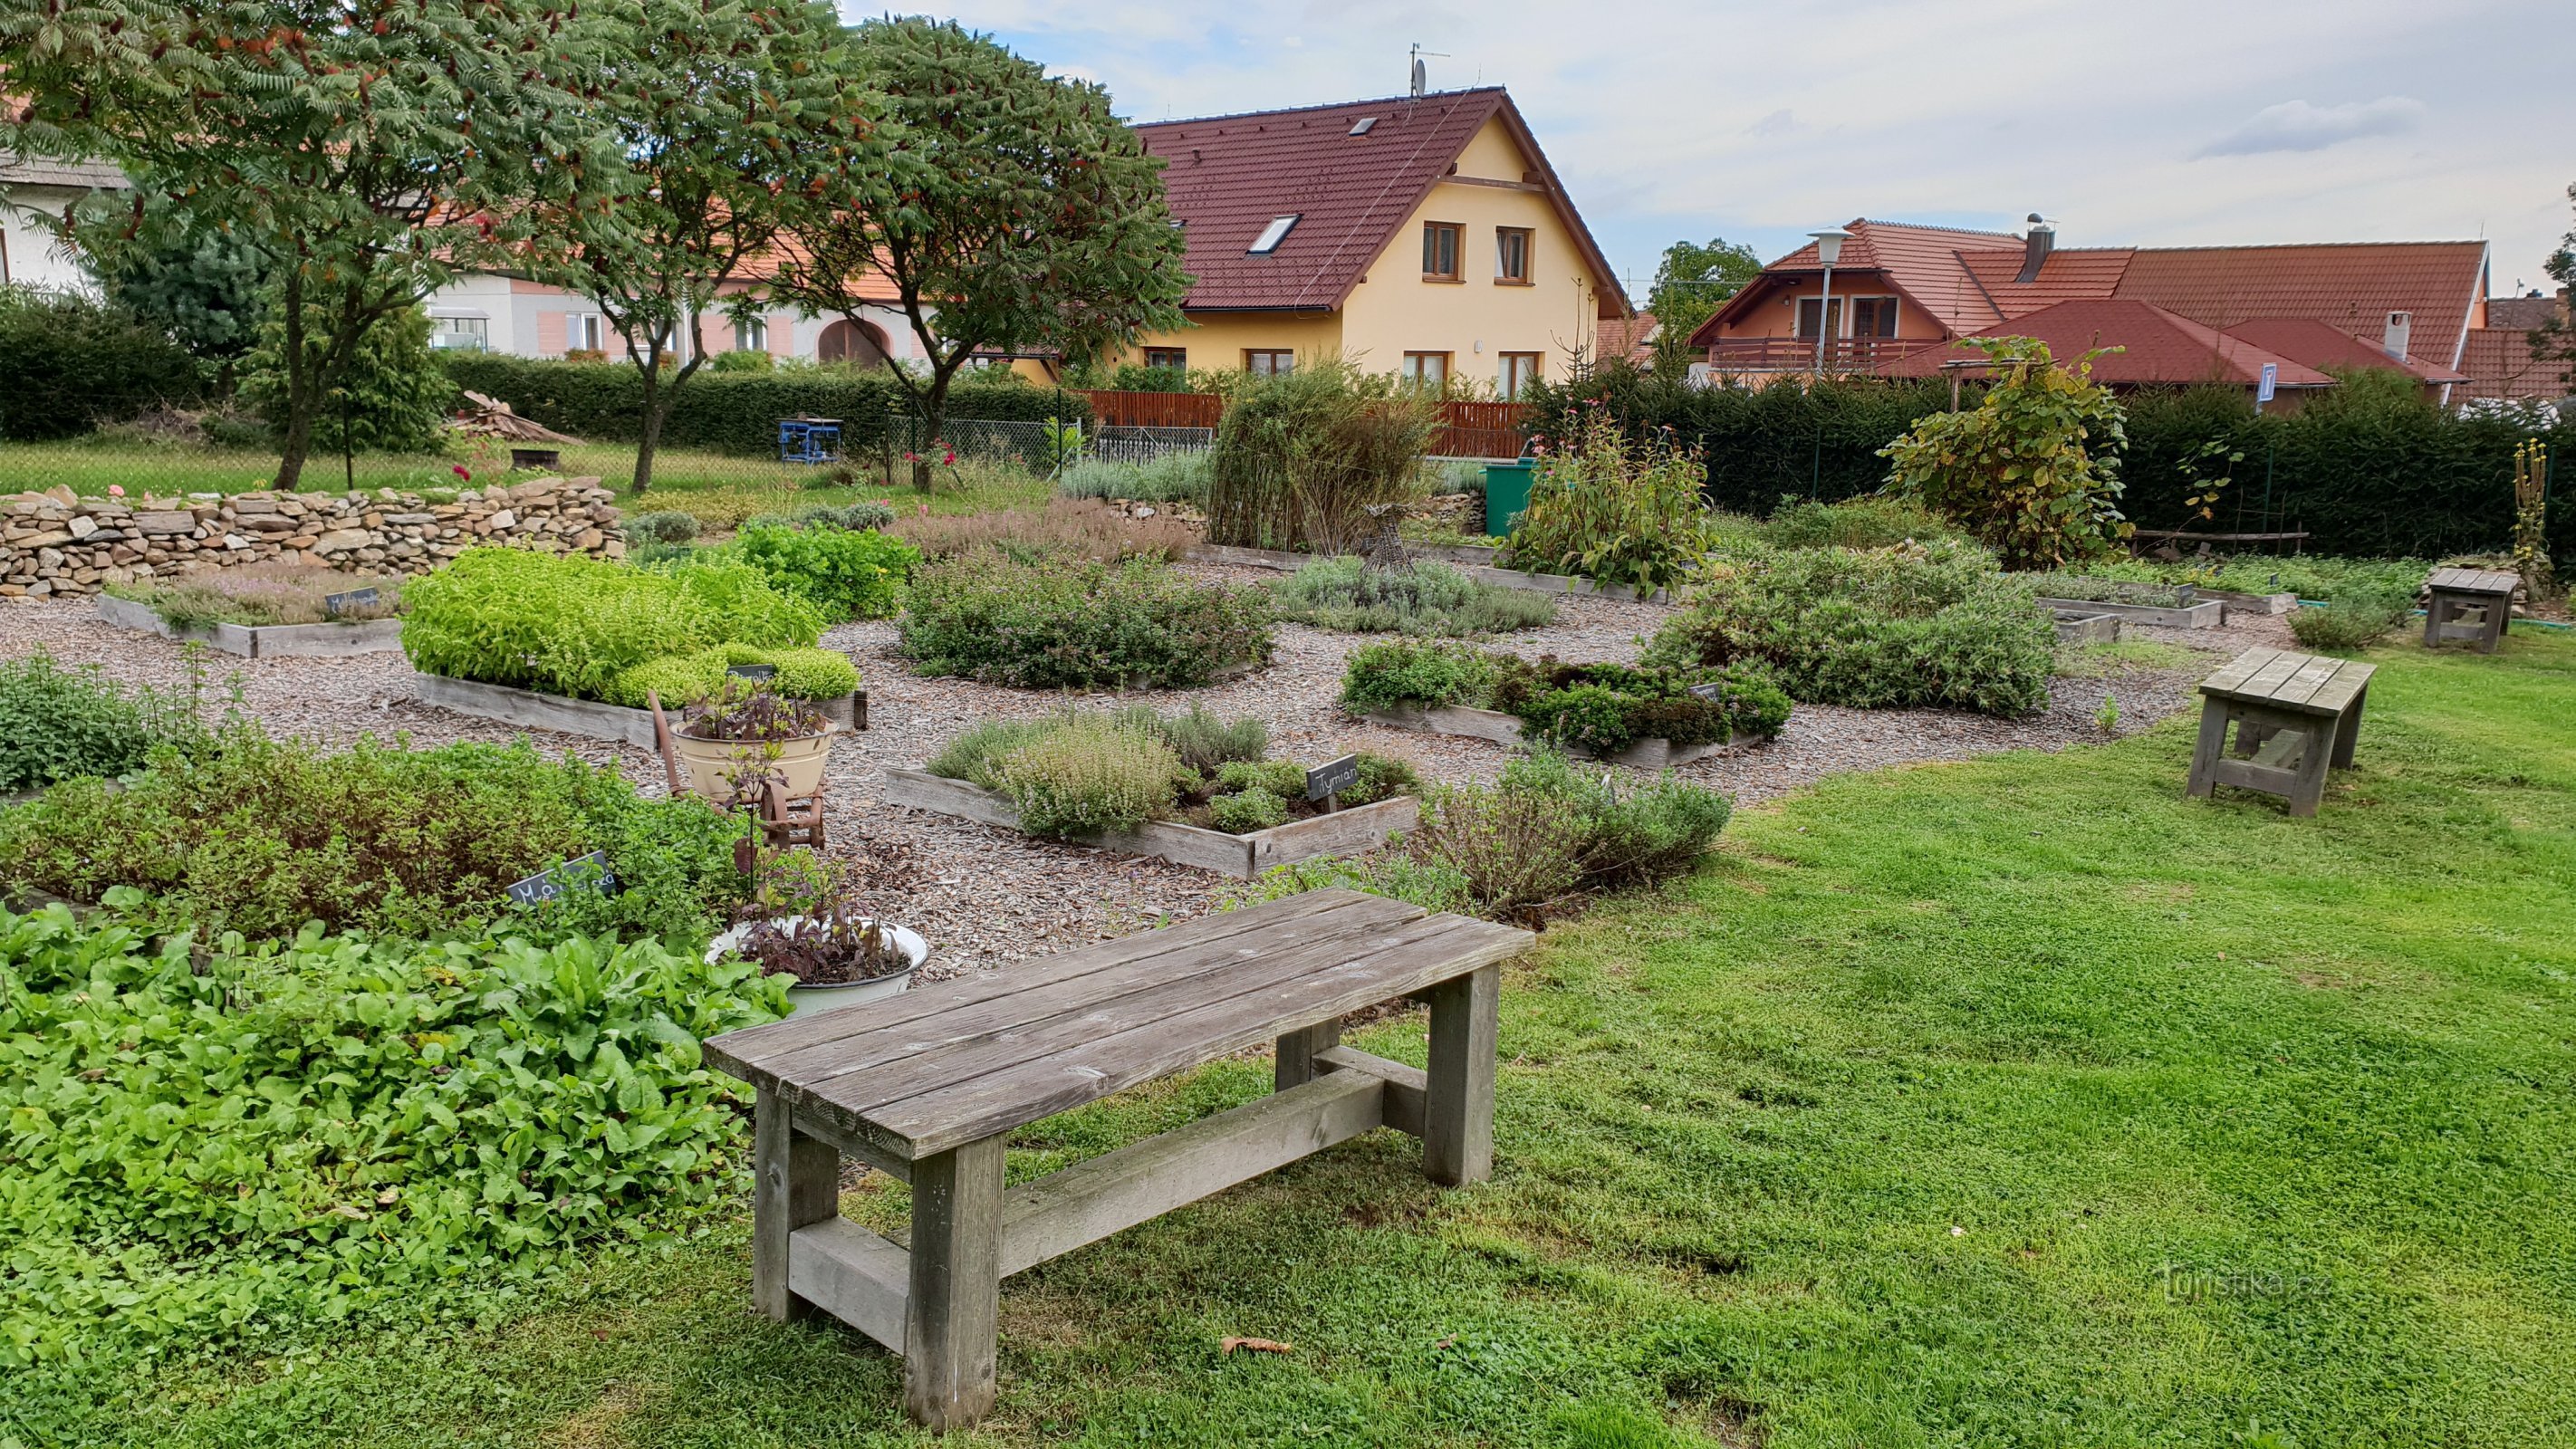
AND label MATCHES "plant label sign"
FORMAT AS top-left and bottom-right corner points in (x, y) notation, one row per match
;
(726, 664), (779, 681)
(322, 586), (380, 619)
(505, 850), (618, 907)
(1687, 682), (1727, 702)
(1305, 753), (1360, 801)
